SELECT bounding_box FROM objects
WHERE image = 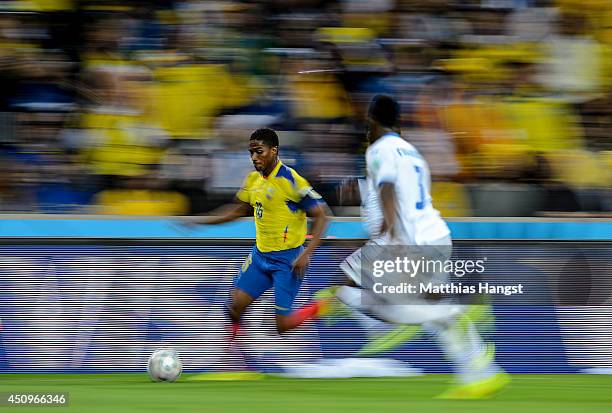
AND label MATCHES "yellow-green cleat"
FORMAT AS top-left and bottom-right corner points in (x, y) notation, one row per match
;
(436, 371), (511, 400)
(313, 286), (351, 324)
